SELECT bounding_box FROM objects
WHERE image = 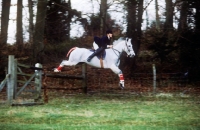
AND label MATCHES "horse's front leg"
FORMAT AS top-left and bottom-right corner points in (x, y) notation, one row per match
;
(110, 65), (125, 89)
(118, 72), (125, 89)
